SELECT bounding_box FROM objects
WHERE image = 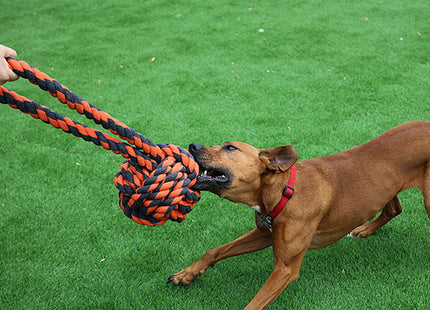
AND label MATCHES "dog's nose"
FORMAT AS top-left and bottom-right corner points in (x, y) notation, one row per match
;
(189, 143), (204, 154)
